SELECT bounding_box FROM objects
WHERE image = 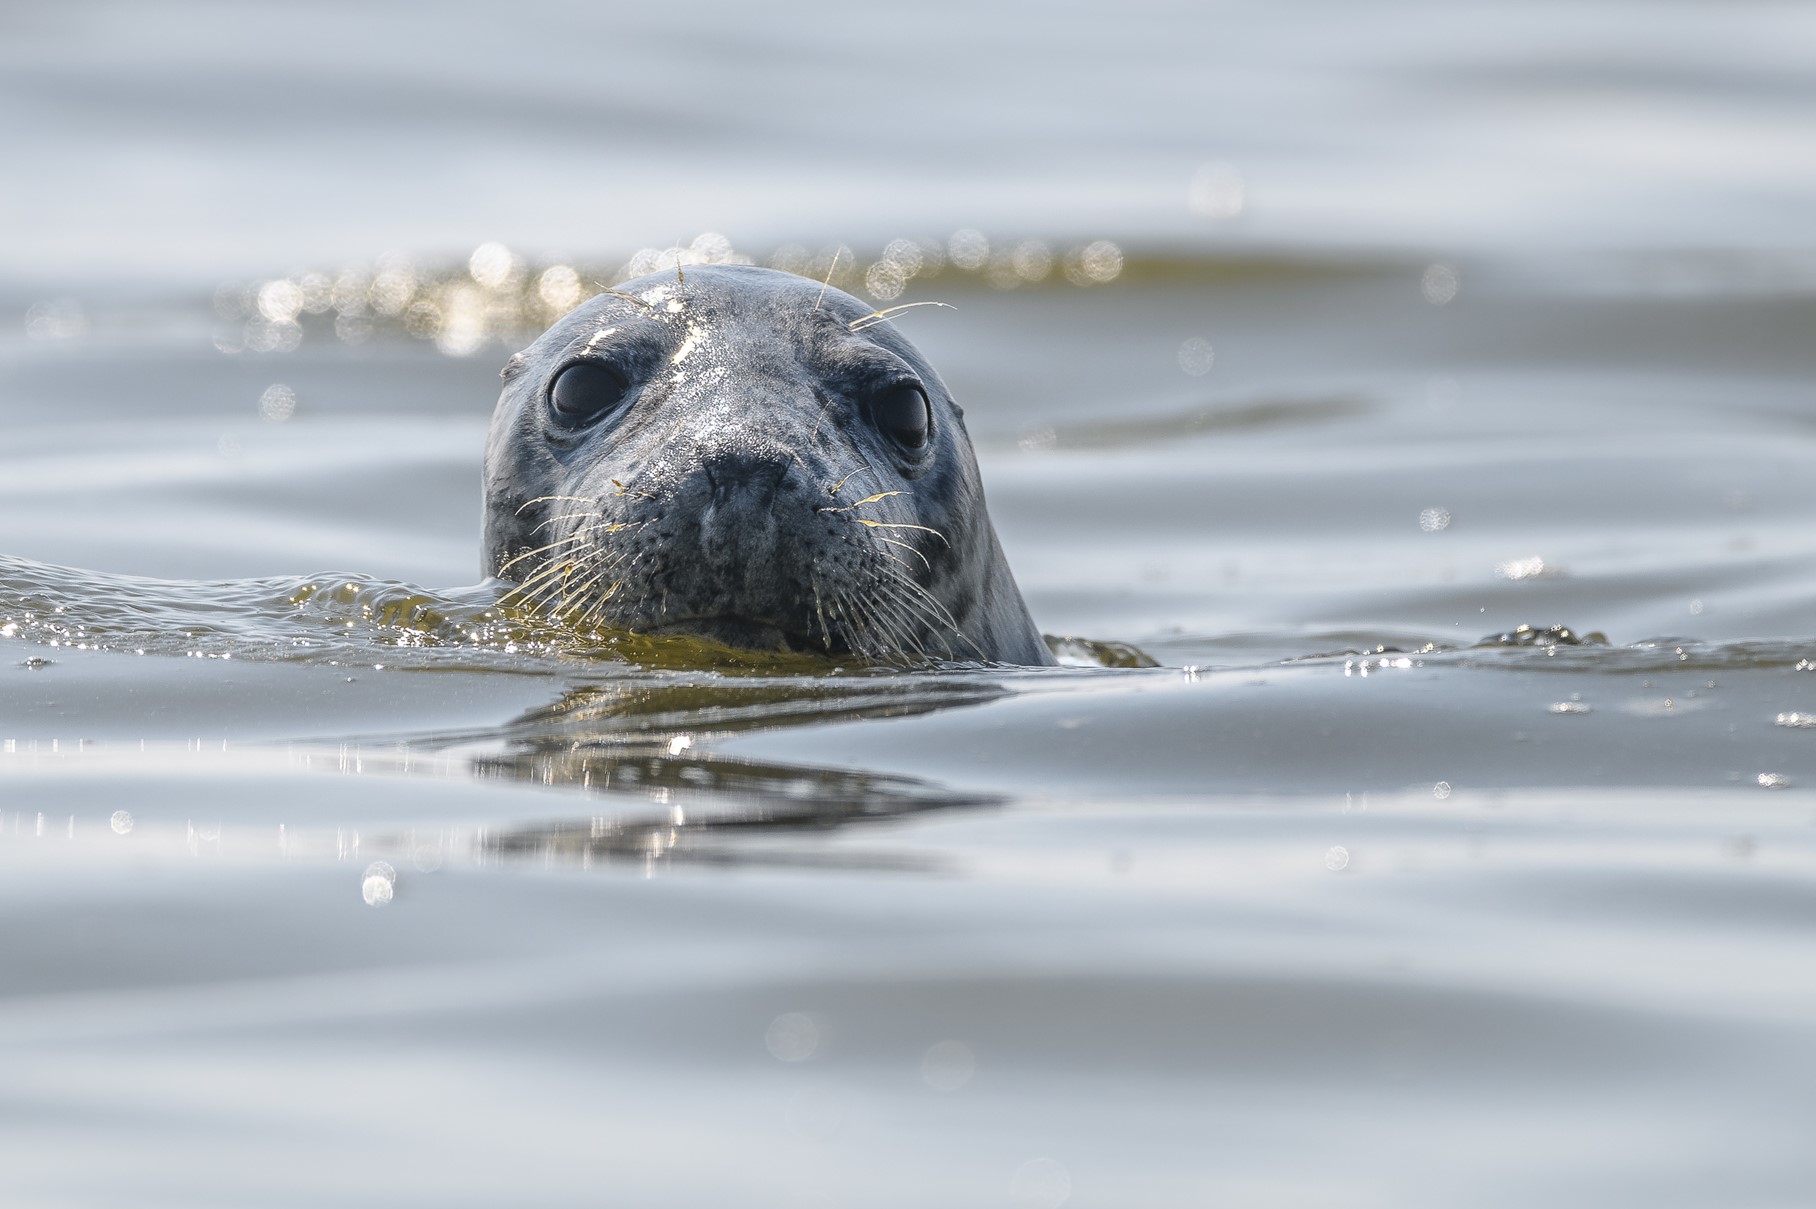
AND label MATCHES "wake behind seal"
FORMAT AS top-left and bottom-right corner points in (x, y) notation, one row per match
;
(483, 264), (1055, 665)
